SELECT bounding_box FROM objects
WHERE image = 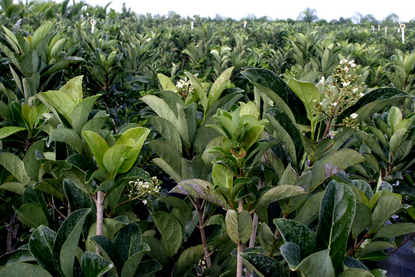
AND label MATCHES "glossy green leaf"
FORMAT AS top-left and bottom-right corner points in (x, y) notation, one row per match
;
(351, 203), (371, 239)
(280, 242), (301, 270)
(0, 182), (25, 195)
(120, 245), (151, 277)
(141, 95), (178, 127)
(89, 236), (122, 274)
(298, 249), (335, 277)
(274, 219), (316, 258)
(373, 223), (415, 239)
(255, 185), (306, 209)
(82, 131), (109, 173)
(338, 88), (411, 122)
(72, 95), (101, 134)
(159, 197), (193, 219)
(242, 68), (307, 125)
(148, 140), (182, 181)
(151, 212), (182, 257)
(29, 225), (56, 272)
(297, 149), (366, 193)
(370, 194), (402, 234)
(358, 237), (396, 258)
(0, 126), (26, 139)
(173, 179), (229, 209)
(257, 223), (279, 256)
(208, 67), (234, 108)
(157, 73), (178, 92)
(0, 263), (53, 277)
(134, 259), (162, 277)
(341, 268), (374, 277)
(225, 210), (252, 244)
(50, 128), (83, 153)
(181, 155), (208, 181)
(147, 115), (182, 154)
(142, 236), (170, 268)
(240, 252), (287, 277)
(316, 181), (356, 275)
(0, 152), (29, 185)
(53, 208), (91, 277)
(294, 191), (324, 225)
(174, 245), (204, 277)
(185, 72), (208, 113)
(15, 203), (48, 229)
(80, 252), (113, 277)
